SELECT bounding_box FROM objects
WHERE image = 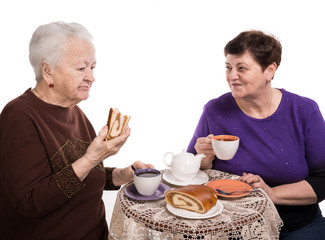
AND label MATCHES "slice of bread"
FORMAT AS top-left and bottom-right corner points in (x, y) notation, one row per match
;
(105, 108), (130, 140)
